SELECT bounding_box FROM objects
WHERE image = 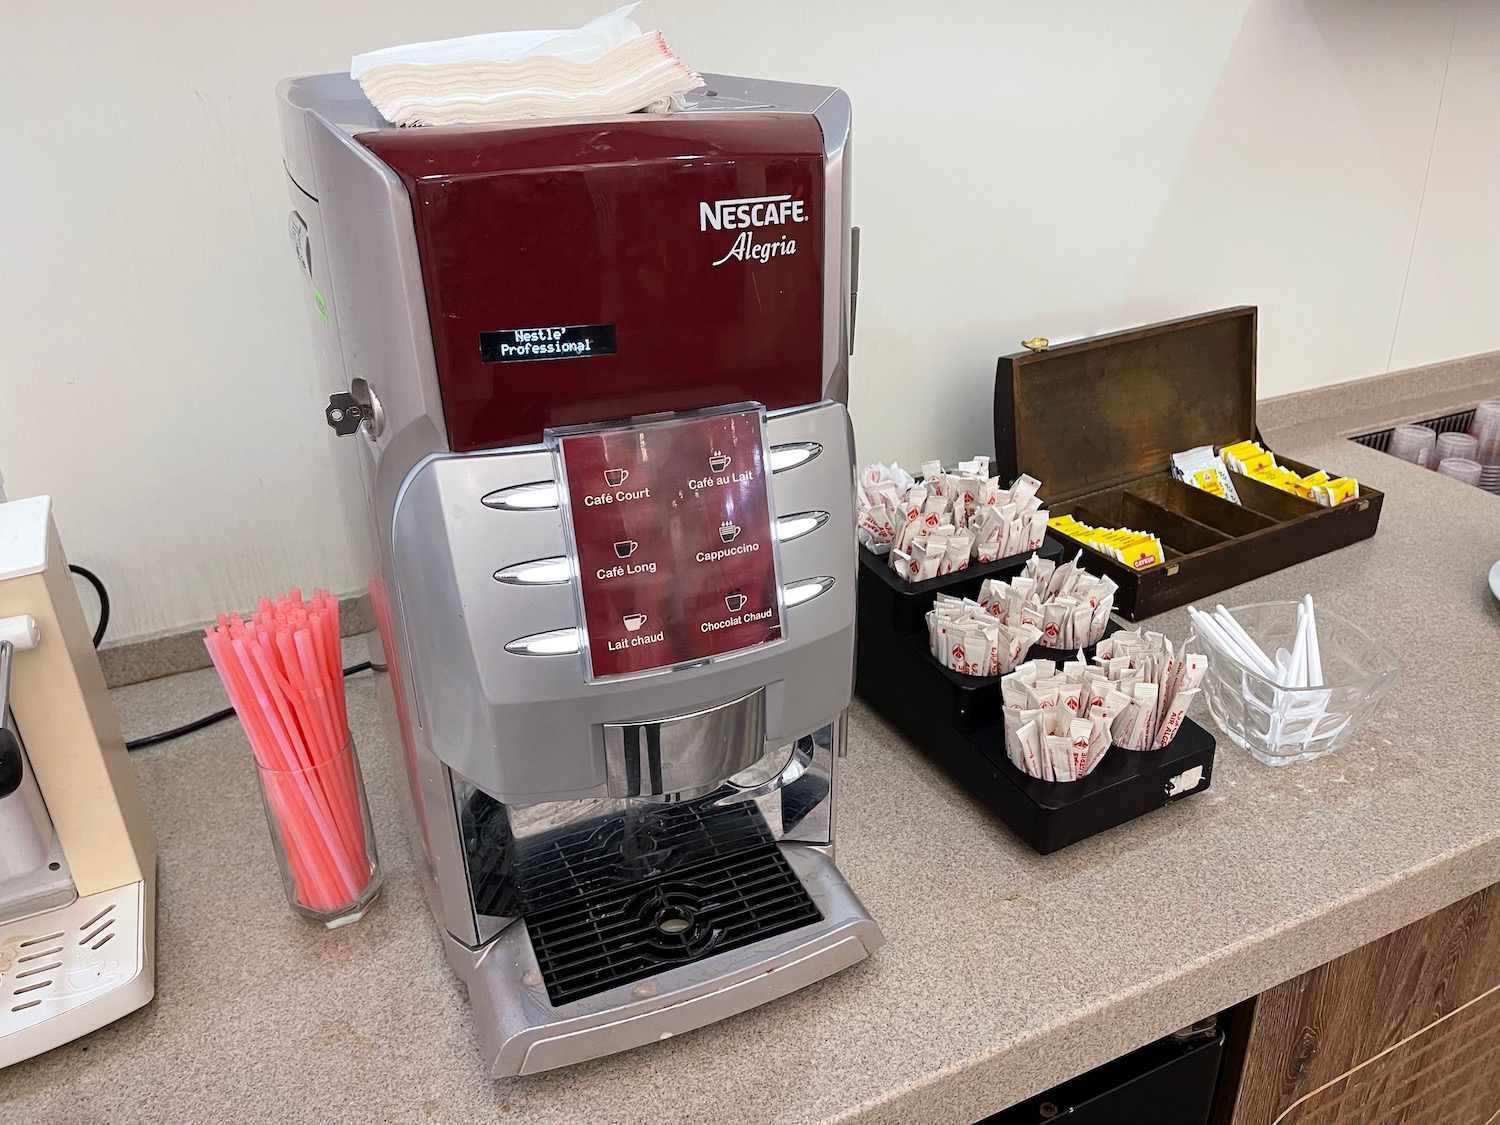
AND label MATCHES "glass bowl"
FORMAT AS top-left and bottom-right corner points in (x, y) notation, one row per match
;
(1185, 601), (1402, 766)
